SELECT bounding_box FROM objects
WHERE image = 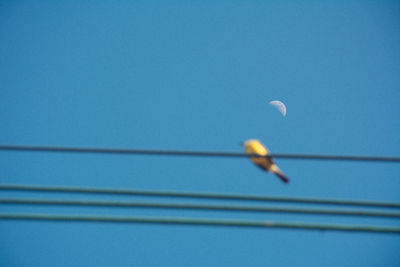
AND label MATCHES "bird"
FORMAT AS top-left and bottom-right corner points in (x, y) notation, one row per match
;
(242, 139), (289, 184)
